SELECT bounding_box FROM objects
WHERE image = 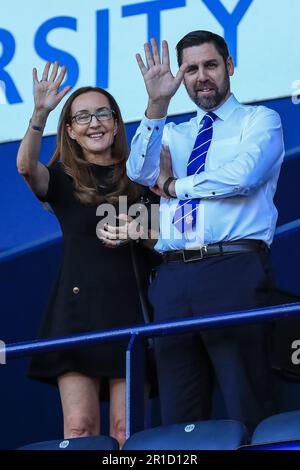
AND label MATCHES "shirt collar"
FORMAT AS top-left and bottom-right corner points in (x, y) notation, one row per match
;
(196, 93), (240, 126)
